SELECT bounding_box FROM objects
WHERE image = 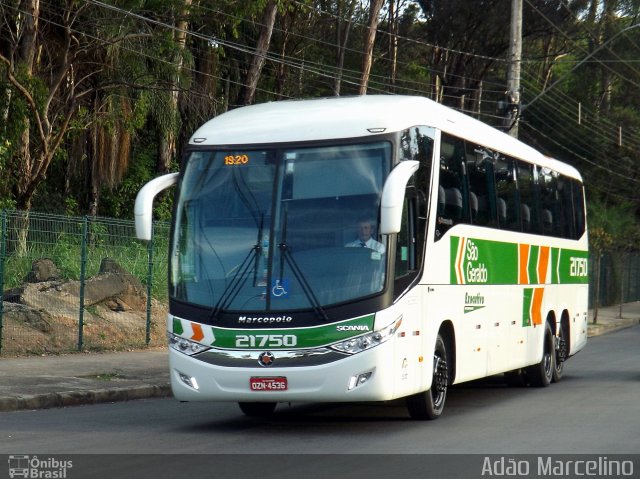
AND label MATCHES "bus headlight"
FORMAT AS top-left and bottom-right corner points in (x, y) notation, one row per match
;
(330, 317), (402, 355)
(168, 332), (210, 356)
